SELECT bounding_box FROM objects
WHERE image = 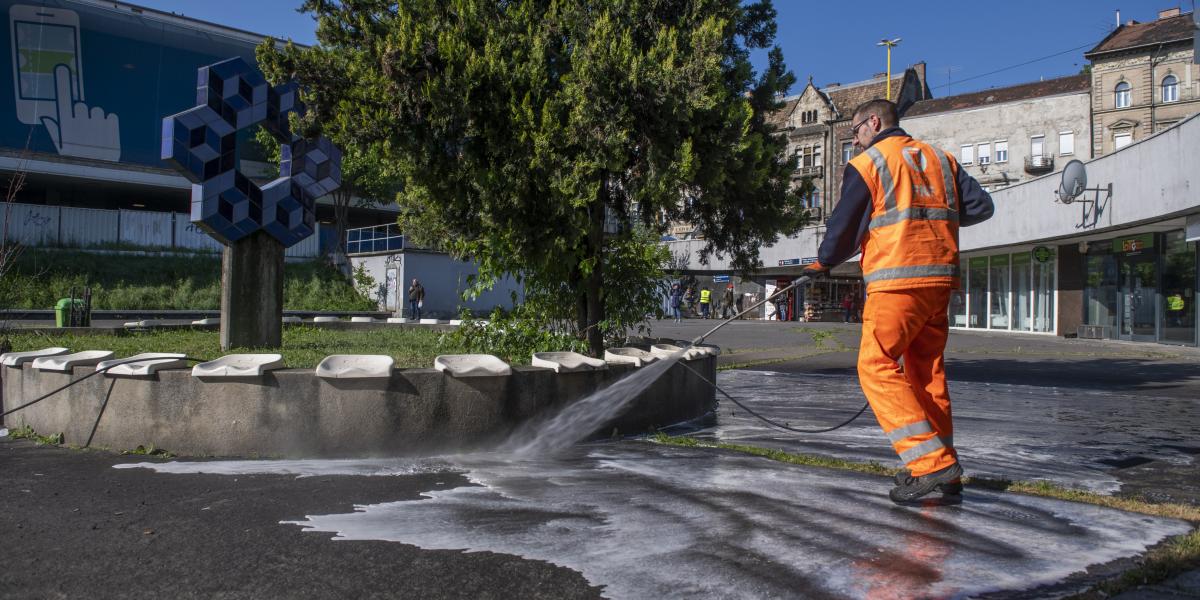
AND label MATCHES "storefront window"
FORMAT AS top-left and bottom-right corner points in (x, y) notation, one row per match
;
(949, 259), (967, 327)
(1085, 252), (1119, 333)
(968, 256), (988, 328)
(1013, 252), (1032, 331)
(1162, 230), (1196, 344)
(989, 254), (1010, 329)
(1032, 247), (1056, 332)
